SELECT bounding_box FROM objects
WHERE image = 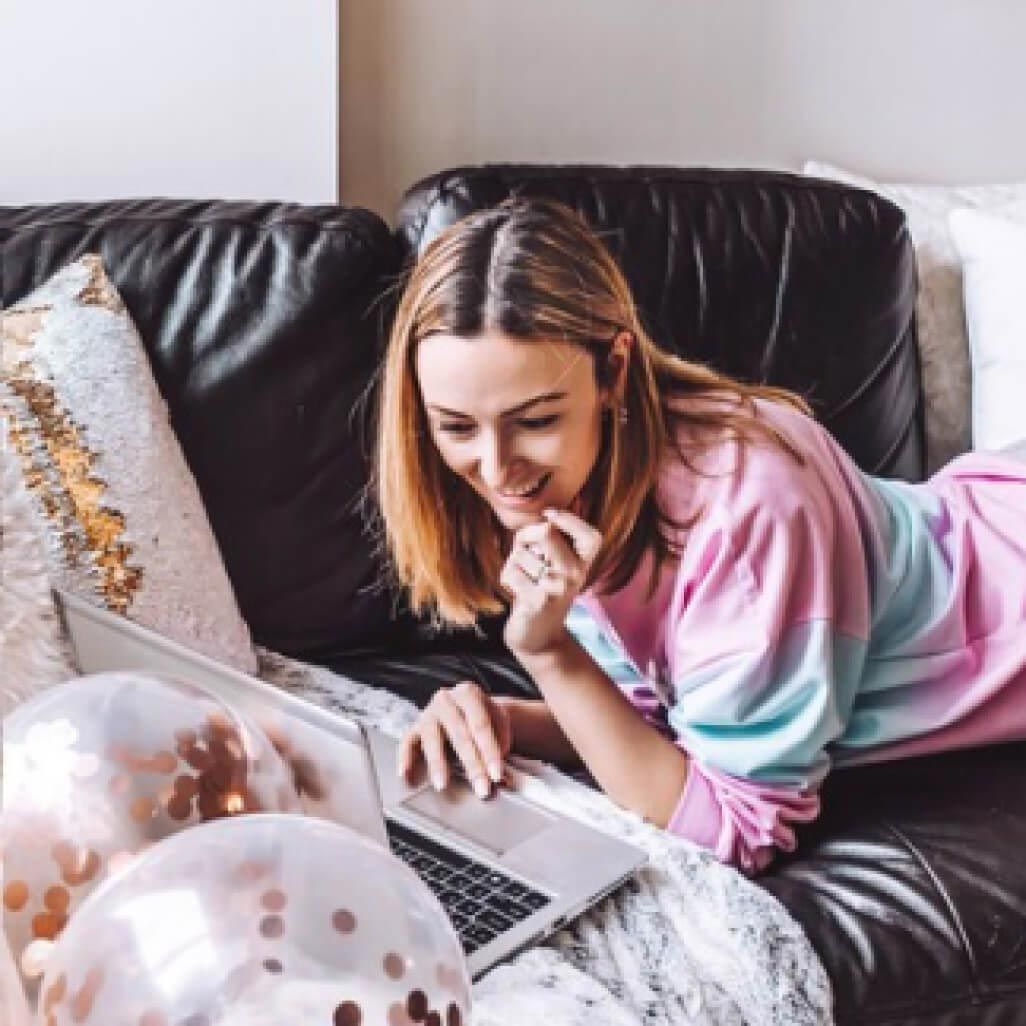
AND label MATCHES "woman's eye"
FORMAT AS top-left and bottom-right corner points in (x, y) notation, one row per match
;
(438, 425), (472, 438)
(519, 415), (559, 429)
(438, 415), (559, 436)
